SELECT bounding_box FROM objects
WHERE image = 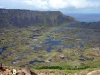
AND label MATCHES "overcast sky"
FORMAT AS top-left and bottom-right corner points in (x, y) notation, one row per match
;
(0, 0), (100, 13)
